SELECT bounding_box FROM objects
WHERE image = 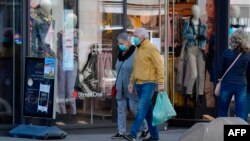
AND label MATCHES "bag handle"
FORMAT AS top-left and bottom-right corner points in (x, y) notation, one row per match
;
(220, 52), (242, 81)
